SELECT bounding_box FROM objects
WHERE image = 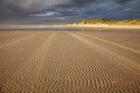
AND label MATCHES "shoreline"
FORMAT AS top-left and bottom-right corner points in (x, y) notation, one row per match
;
(0, 24), (140, 30)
